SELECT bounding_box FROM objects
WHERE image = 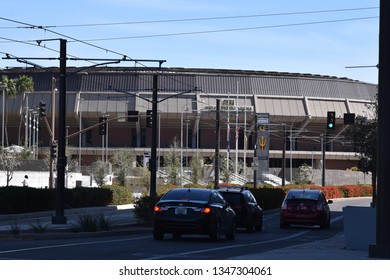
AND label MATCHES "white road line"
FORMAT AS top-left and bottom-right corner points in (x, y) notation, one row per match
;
(0, 236), (150, 255)
(145, 231), (309, 260)
(145, 216), (343, 260)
